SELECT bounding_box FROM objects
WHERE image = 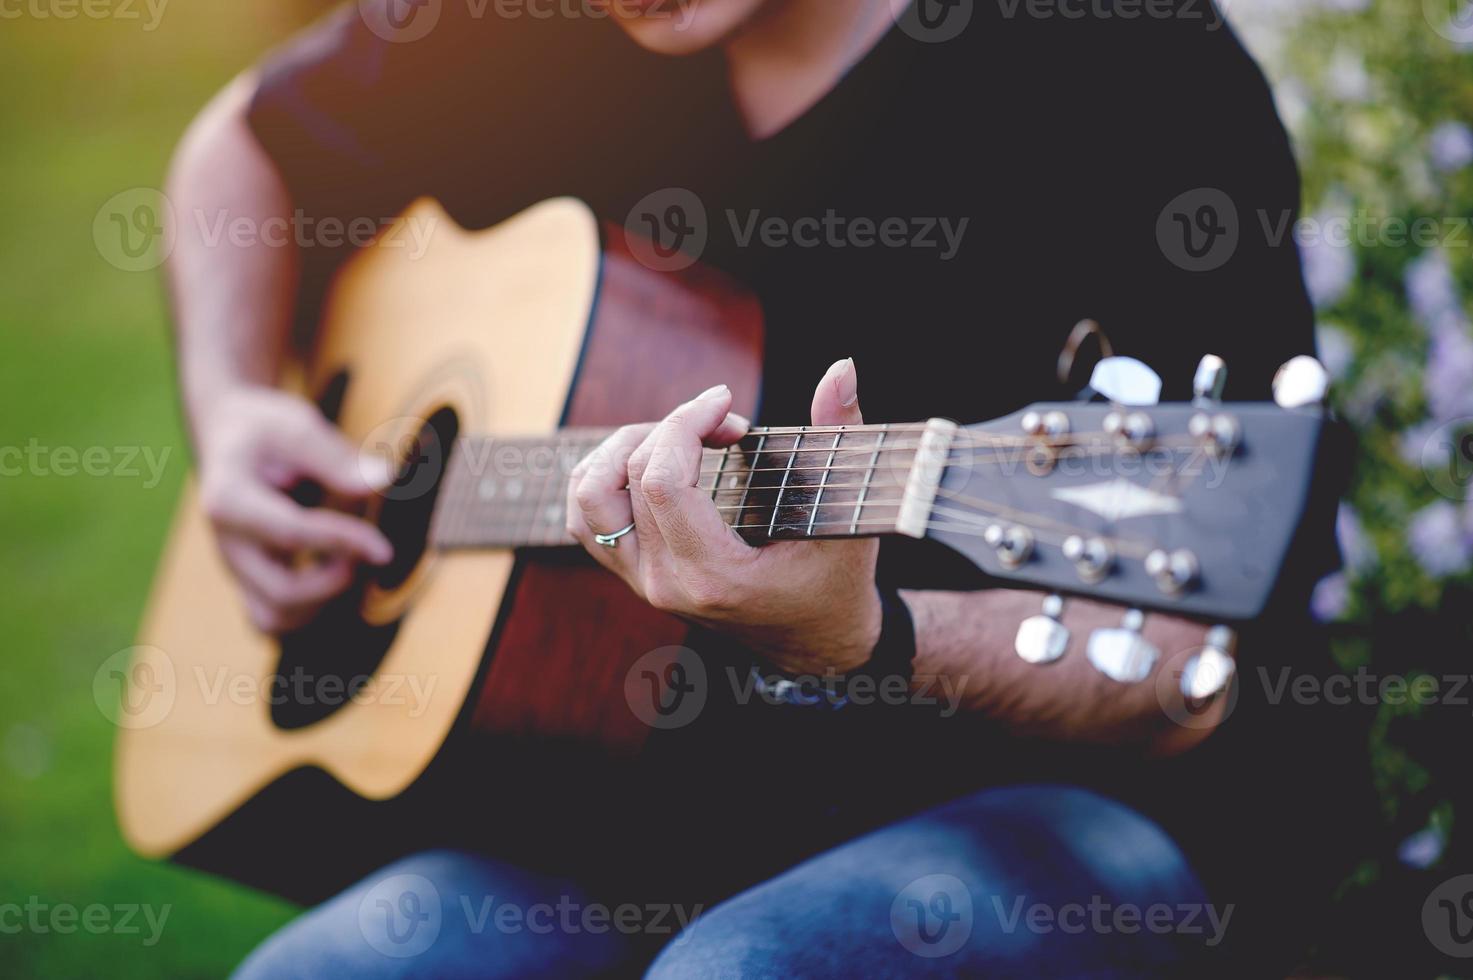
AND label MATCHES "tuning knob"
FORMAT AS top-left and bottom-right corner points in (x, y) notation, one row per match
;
(1063, 534), (1114, 582)
(1144, 548), (1199, 595)
(1273, 355), (1331, 409)
(1086, 608), (1160, 683)
(1015, 594), (1070, 665)
(1193, 354), (1227, 405)
(1089, 356), (1162, 406)
(1179, 625), (1236, 701)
